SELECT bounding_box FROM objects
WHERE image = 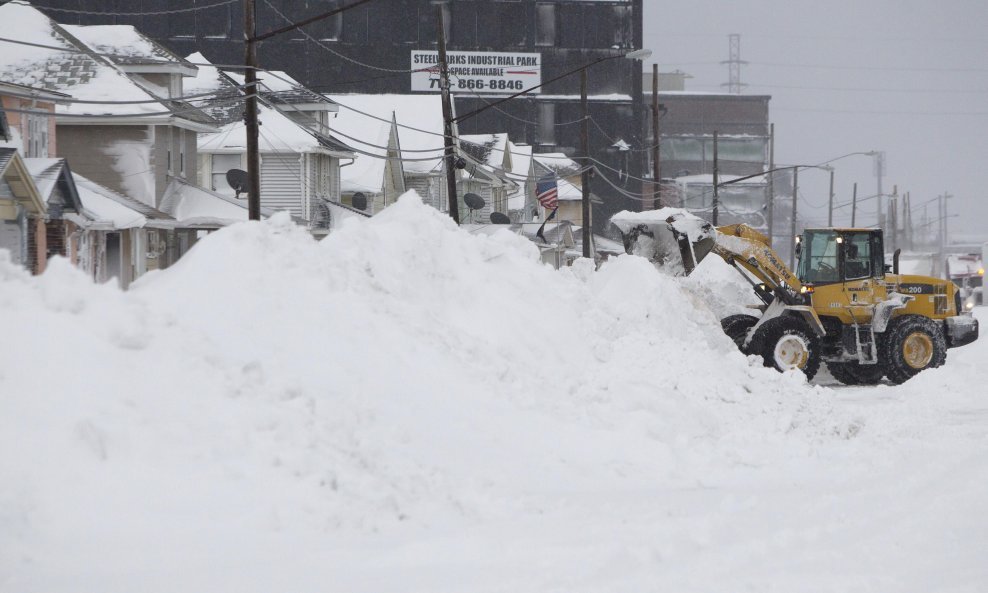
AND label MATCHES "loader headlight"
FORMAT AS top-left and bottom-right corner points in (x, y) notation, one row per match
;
(966, 300), (975, 310)
(800, 285), (815, 294)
